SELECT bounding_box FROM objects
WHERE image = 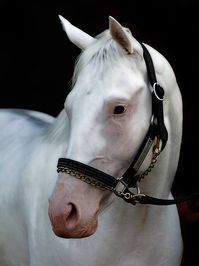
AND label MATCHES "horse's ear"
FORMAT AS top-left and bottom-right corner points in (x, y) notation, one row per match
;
(58, 15), (94, 50)
(109, 16), (133, 54)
